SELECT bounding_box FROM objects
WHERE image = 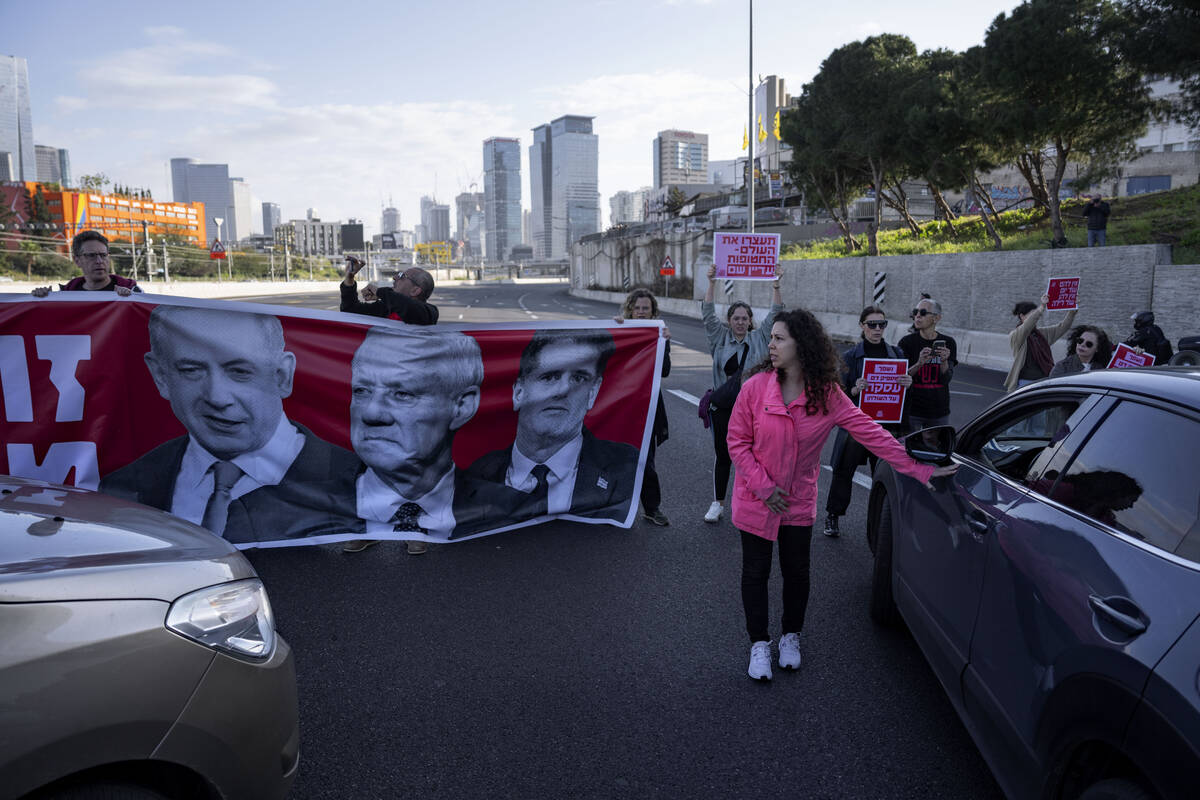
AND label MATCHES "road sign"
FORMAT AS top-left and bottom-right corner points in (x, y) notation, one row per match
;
(659, 255), (675, 276)
(209, 239), (226, 260)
